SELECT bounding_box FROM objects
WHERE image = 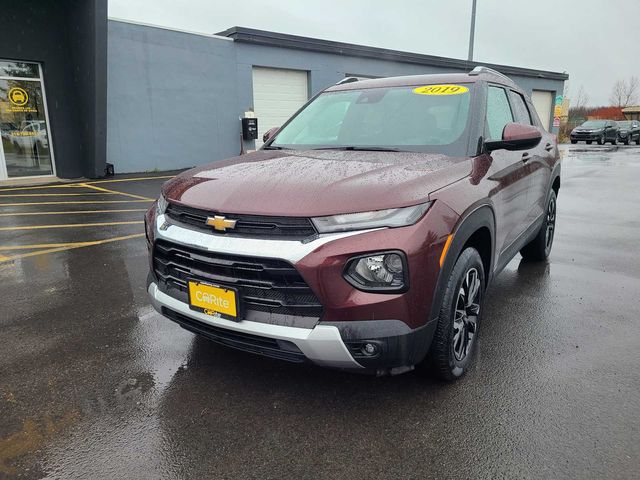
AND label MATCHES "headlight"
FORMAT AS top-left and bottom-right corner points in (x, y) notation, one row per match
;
(311, 202), (431, 233)
(344, 251), (408, 291)
(156, 193), (168, 215)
